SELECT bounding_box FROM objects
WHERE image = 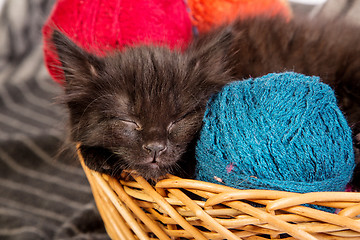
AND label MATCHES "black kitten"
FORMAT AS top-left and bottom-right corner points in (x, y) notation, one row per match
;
(52, 29), (231, 179)
(53, 15), (360, 180)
